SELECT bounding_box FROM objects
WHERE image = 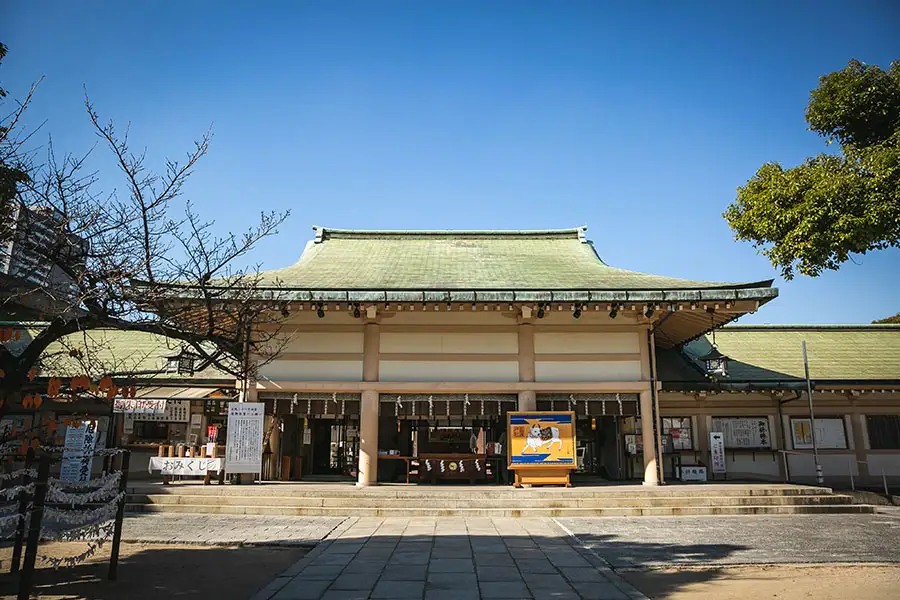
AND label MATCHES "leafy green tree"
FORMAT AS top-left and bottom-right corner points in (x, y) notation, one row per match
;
(873, 312), (900, 324)
(725, 59), (900, 279)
